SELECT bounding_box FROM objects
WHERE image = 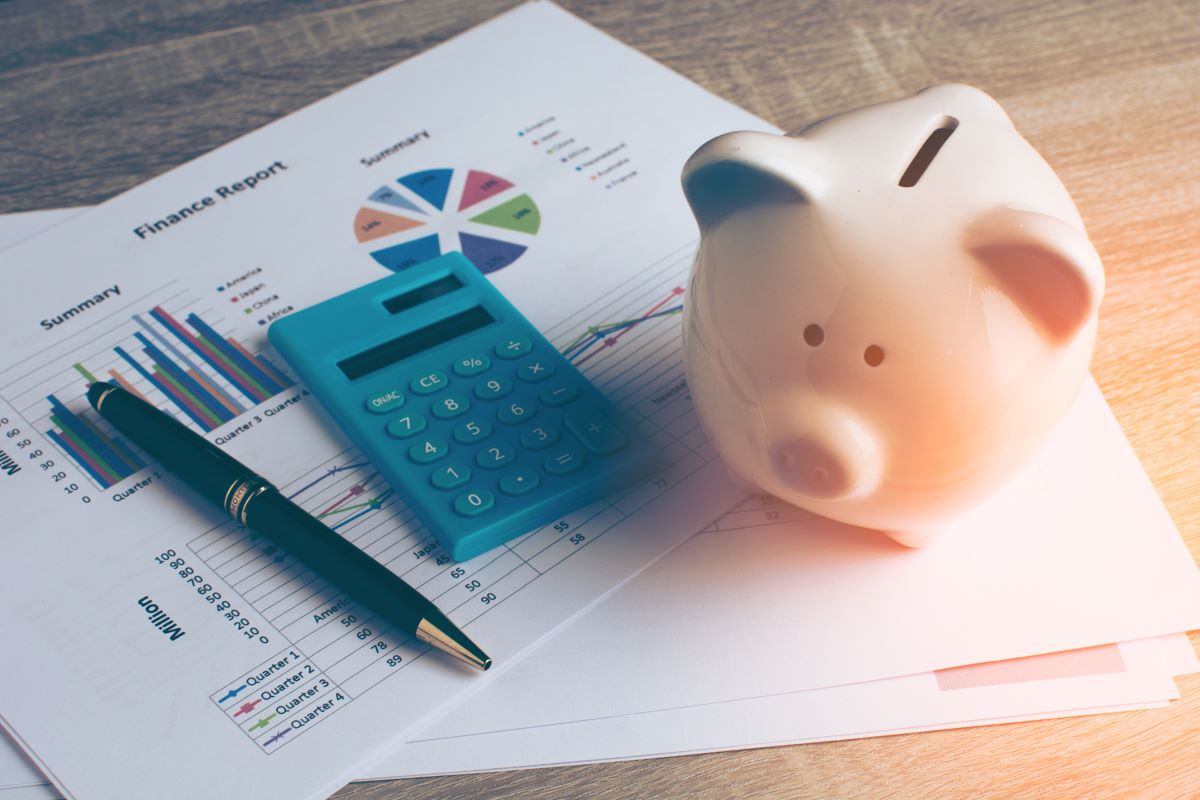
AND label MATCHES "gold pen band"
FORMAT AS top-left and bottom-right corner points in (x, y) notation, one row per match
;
(92, 384), (119, 413)
(223, 477), (274, 525)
